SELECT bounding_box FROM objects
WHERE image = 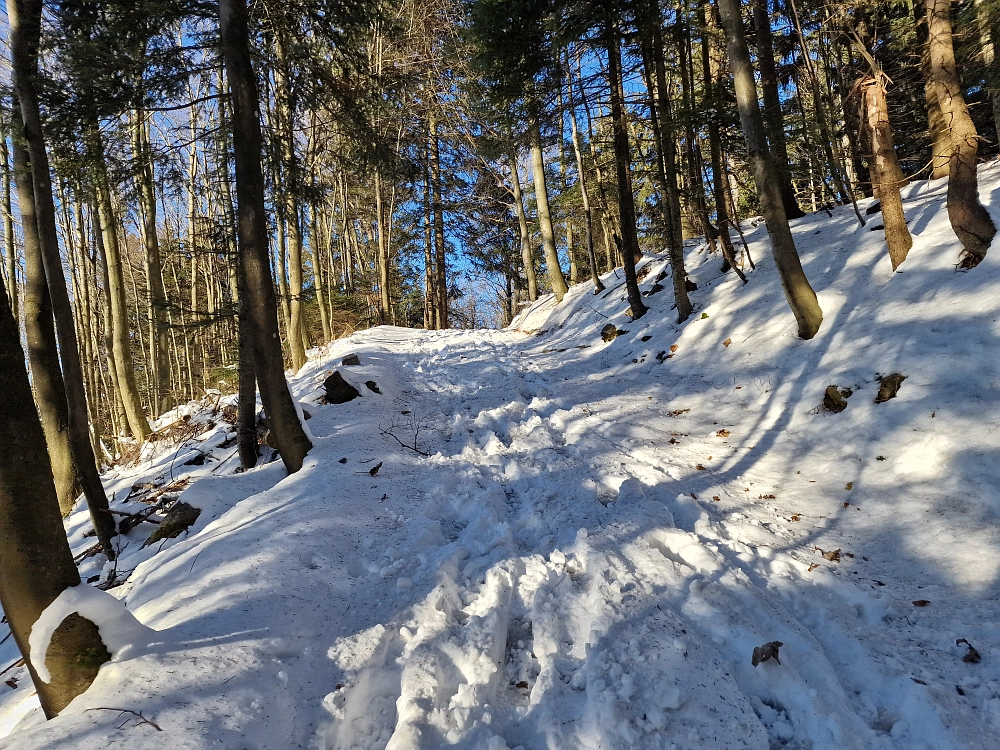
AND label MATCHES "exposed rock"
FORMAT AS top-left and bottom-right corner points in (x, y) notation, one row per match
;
(601, 324), (628, 342)
(865, 201), (882, 216)
(875, 373), (905, 403)
(143, 502), (201, 547)
(685, 279), (698, 291)
(324, 371), (361, 404)
(824, 385), (853, 413)
(341, 353), (361, 366)
(365, 381), (381, 394)
(644, 283), (664, 297)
